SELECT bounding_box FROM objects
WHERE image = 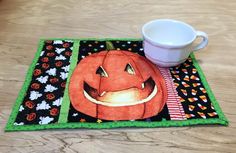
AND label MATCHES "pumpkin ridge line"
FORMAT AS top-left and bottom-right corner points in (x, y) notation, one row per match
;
(97, 50), (110, 118)
(99, 51), (110, 94)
